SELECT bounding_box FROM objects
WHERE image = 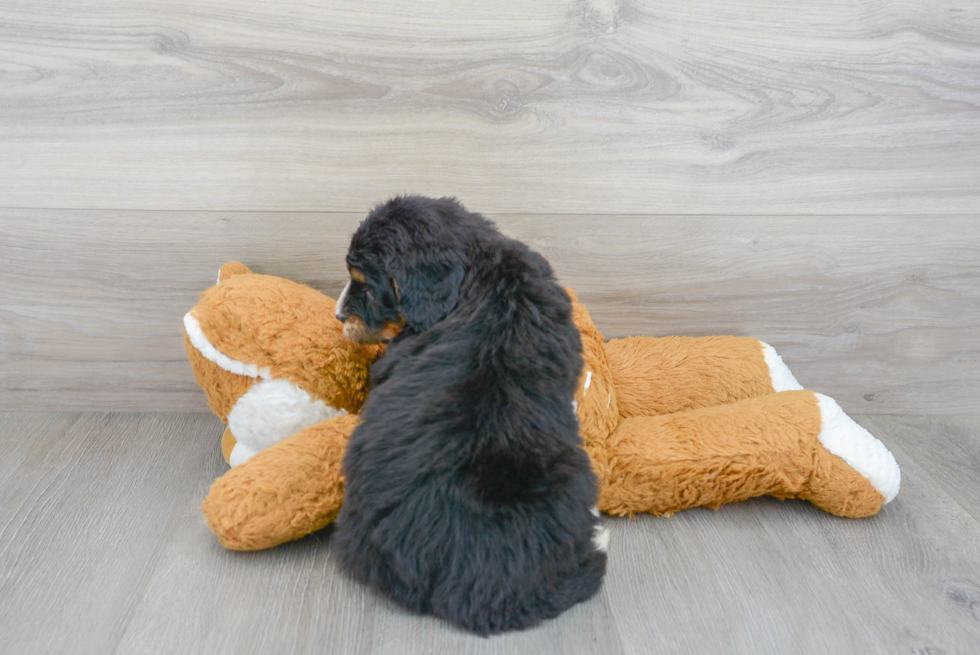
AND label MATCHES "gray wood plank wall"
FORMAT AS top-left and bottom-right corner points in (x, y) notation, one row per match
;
(1, 1), (978, 413)
(1, 0), (978, 214)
